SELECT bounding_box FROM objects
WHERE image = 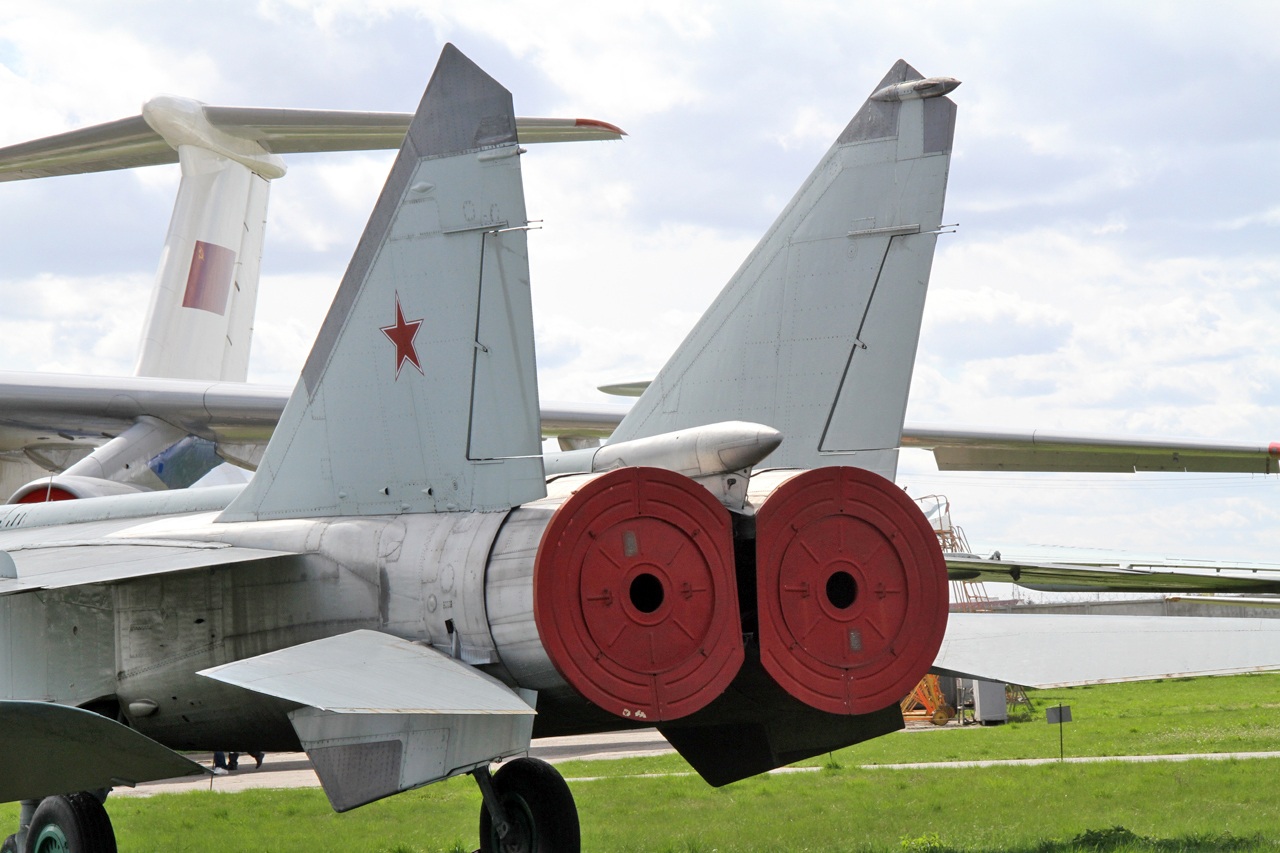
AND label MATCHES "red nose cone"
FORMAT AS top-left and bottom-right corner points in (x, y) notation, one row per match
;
(756, 467), (948, 715)
(534, 466), (743, 722)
